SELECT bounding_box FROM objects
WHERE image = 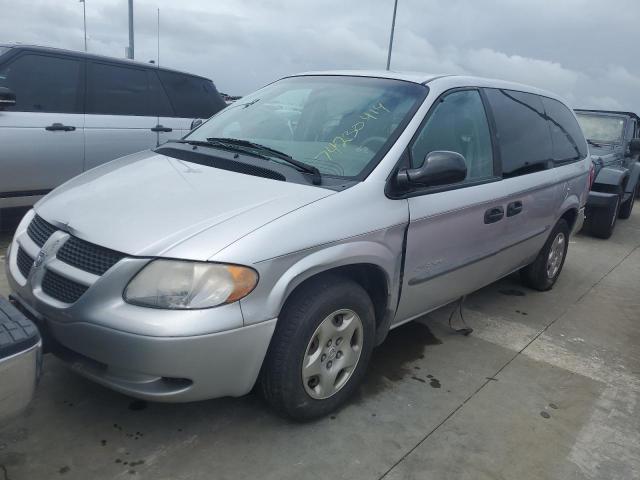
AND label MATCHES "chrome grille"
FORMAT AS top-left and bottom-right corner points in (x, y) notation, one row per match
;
(16, 247), (34, 279)
(23, 215), (128, 304)
(27, 214), (57, 247)
(41, 270), (88, 304)
(57, 236), (126, 276)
